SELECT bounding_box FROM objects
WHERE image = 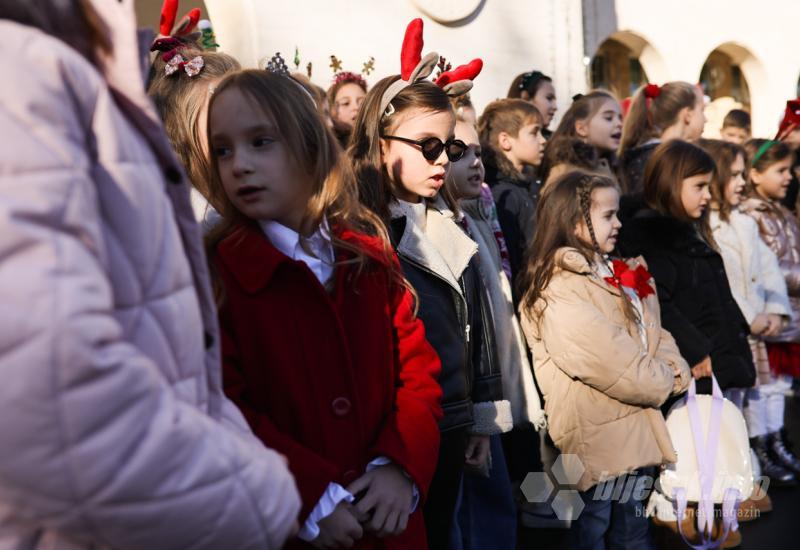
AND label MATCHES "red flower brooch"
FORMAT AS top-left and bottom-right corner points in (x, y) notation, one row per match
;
(604, 260), (655, 299)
